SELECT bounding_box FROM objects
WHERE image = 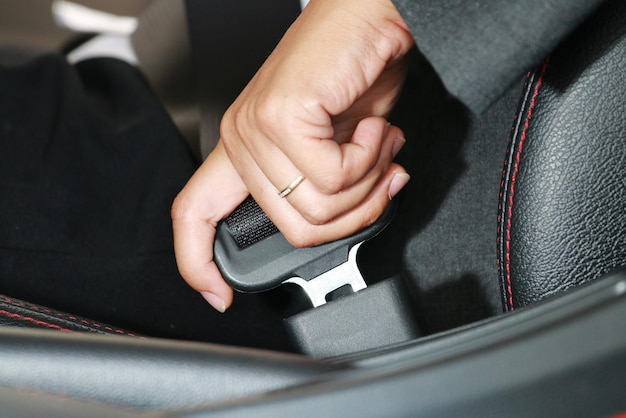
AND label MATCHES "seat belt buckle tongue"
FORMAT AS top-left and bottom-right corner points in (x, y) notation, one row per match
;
(283, 242), (366, 307)
(214, 197), (397, 306)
